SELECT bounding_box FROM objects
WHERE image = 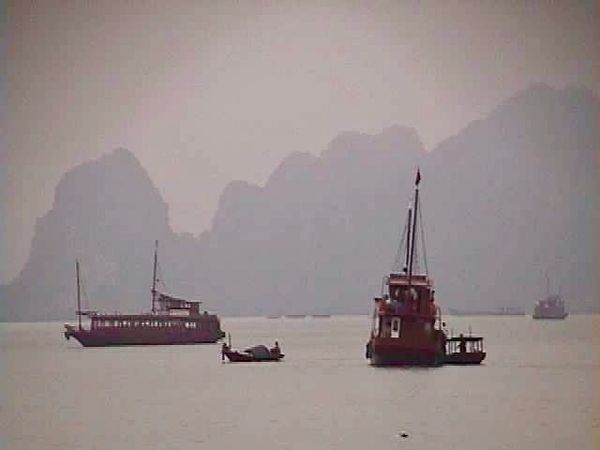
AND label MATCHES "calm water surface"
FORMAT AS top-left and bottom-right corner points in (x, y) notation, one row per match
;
(1, 315), (599, 449)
